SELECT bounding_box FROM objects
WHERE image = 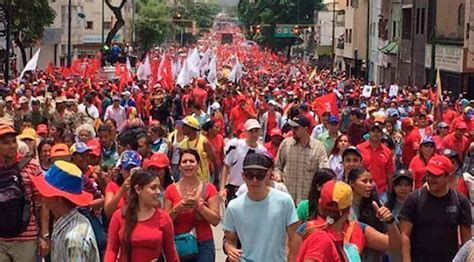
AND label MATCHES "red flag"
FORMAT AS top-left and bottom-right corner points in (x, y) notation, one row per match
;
(148, 58), (160, 88)
(114, 63), (131, 91)
(158, 53), (174, 91)
(60, 66), (71, 78)
(311, 93), (339, 118)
